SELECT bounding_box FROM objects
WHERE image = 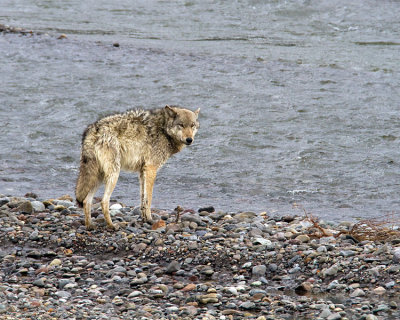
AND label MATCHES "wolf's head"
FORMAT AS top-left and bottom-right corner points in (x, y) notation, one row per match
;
(164, 105), (200, 146)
